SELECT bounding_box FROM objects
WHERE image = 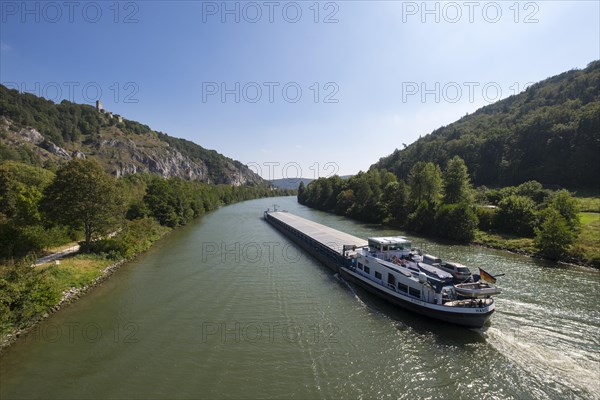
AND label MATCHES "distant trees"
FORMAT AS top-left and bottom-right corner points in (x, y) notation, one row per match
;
(298, 156), (582, 254)
(371, 60), (600, 189)
(1, 159), (286, 261)
(299, 157), (478, 242)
